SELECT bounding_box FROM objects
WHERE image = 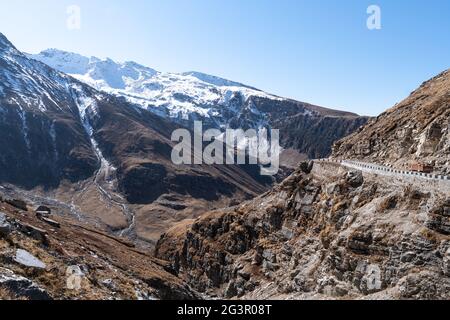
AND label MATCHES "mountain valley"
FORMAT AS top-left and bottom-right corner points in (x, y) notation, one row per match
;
(0, 31), (448, 300)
